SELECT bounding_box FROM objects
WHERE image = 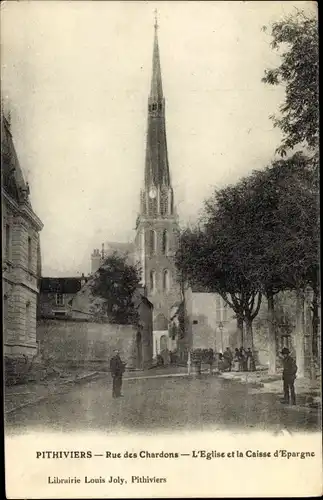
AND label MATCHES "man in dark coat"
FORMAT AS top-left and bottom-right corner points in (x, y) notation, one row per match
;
(110, 349), (126, 398)
(223, 347), (233, 371)
(281, 347), (297, 405)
